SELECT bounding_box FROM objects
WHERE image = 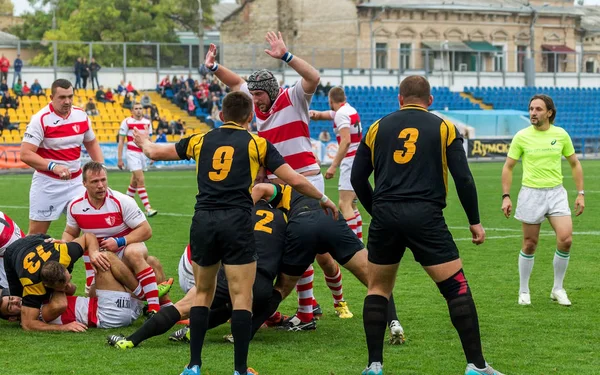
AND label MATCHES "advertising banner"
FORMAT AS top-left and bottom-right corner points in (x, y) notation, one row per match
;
(467, 139), (512, 158)
(0, 145), (29, 169)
